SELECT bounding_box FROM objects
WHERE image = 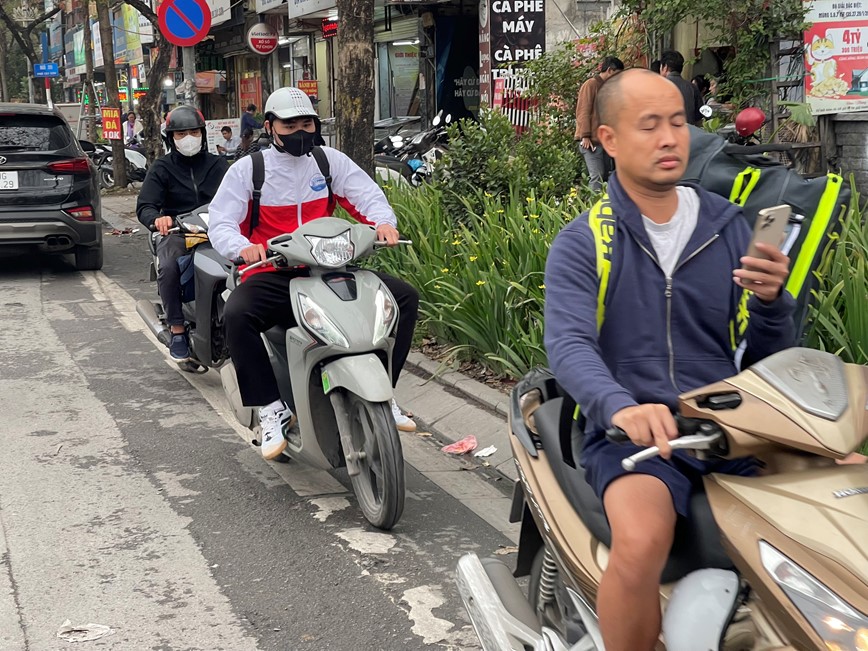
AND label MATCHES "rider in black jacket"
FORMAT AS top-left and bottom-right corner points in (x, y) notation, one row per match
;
(137, 106), (229, 362)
